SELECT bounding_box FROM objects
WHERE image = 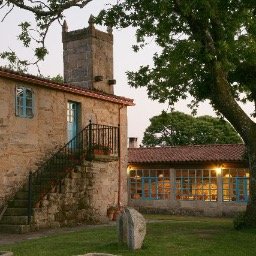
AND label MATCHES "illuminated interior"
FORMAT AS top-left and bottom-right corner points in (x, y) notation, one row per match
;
(128, 167), (249, 202)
